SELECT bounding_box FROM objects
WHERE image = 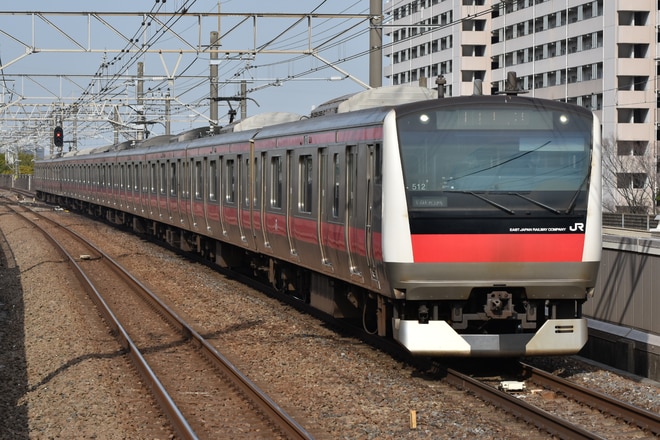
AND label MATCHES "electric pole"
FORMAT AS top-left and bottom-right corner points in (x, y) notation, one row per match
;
(369, 0), (383, 88)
